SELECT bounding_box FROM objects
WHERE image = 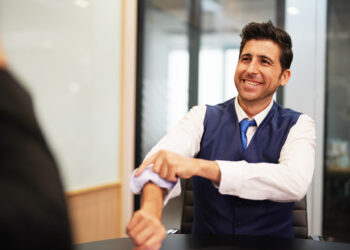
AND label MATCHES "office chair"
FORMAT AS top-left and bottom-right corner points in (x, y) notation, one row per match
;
(179, 178), (309, 239)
